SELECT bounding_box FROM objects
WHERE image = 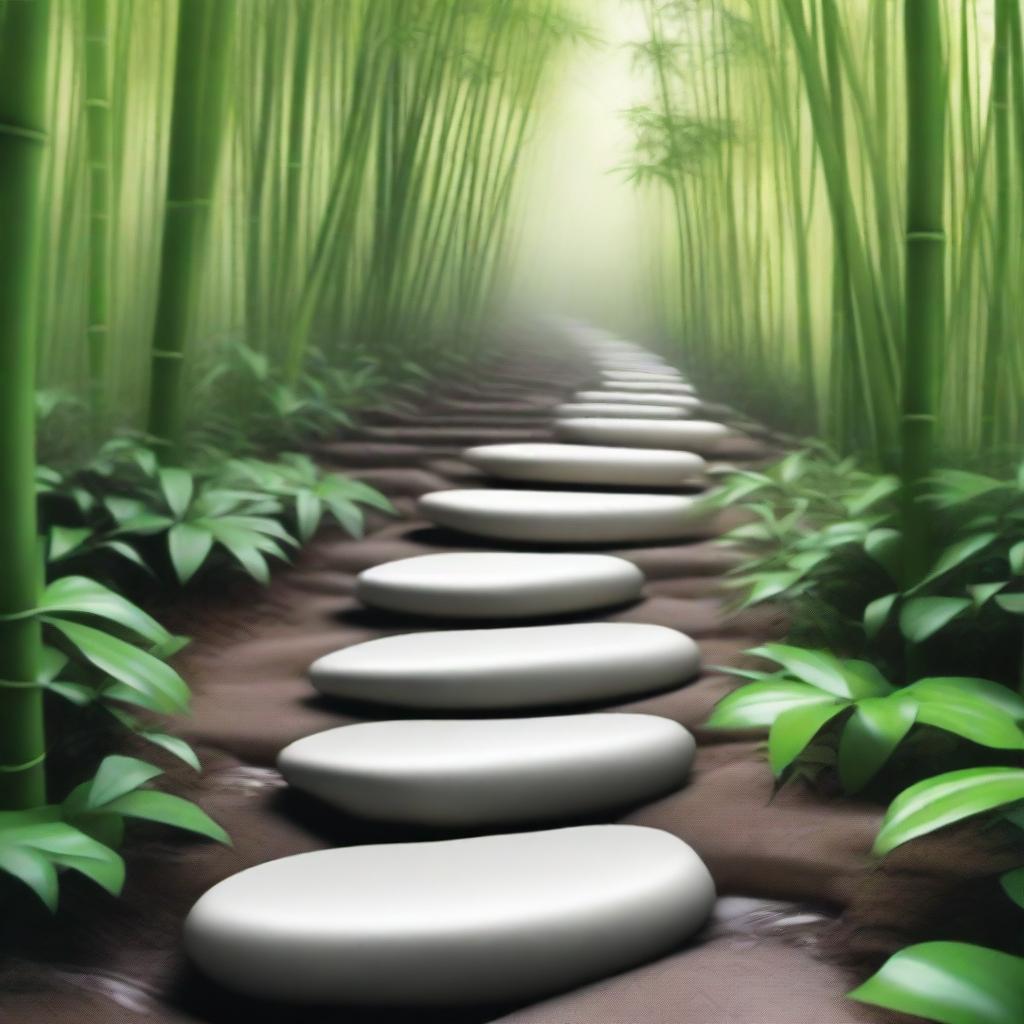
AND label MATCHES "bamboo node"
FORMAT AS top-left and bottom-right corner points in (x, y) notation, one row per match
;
(152, 349), (185, 360)
(902, 413), (937, 422)
(0, 678), (42, 690)
(0, 122), (47, 145)
(906, 231), (945, 242)
(0, 750), (46, 774)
